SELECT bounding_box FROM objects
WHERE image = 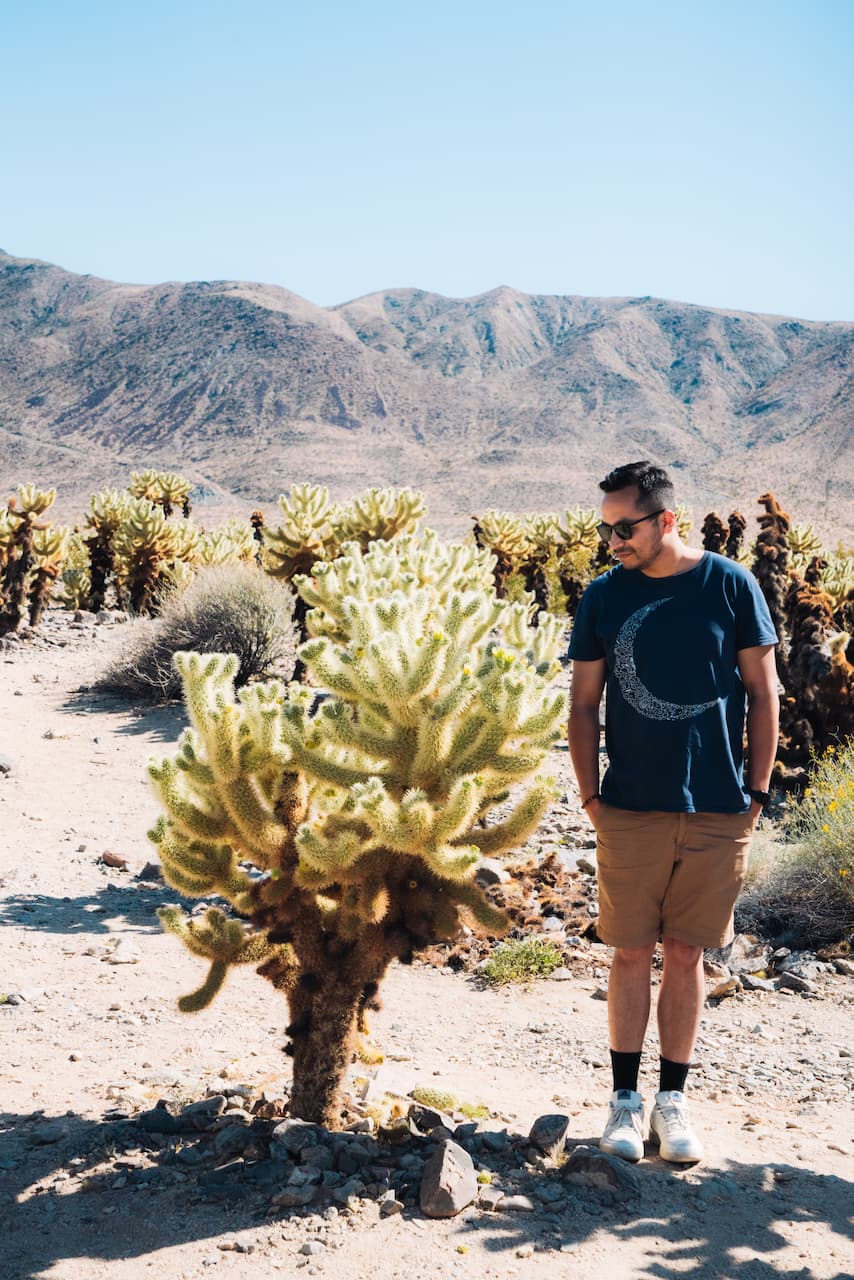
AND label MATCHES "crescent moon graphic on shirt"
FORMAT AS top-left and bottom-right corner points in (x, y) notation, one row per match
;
(614, 599), (719, 721)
